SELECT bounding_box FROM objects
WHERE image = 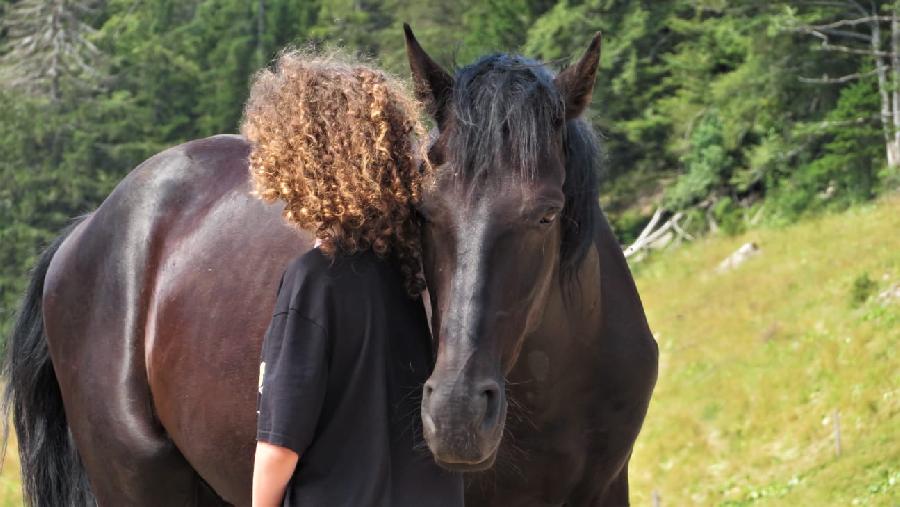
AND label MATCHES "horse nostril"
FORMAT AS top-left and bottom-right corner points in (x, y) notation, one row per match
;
(478, 381), (502, 430)
(423, 381), (435, 402)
